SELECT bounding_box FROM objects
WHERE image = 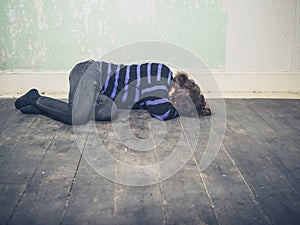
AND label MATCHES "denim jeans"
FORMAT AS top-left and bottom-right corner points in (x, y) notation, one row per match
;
(36, 60), (117, 124)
